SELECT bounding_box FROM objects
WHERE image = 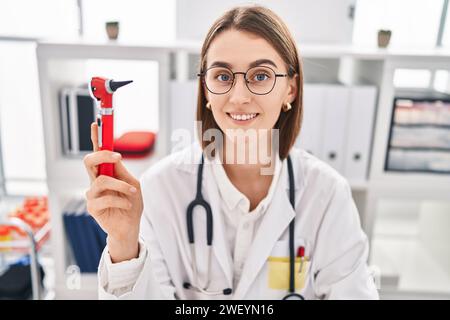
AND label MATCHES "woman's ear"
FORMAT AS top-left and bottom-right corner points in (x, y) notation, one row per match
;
(286, 73), (298, 104)
(204, 93), (211, 106)
(202, 80), (210, 102)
